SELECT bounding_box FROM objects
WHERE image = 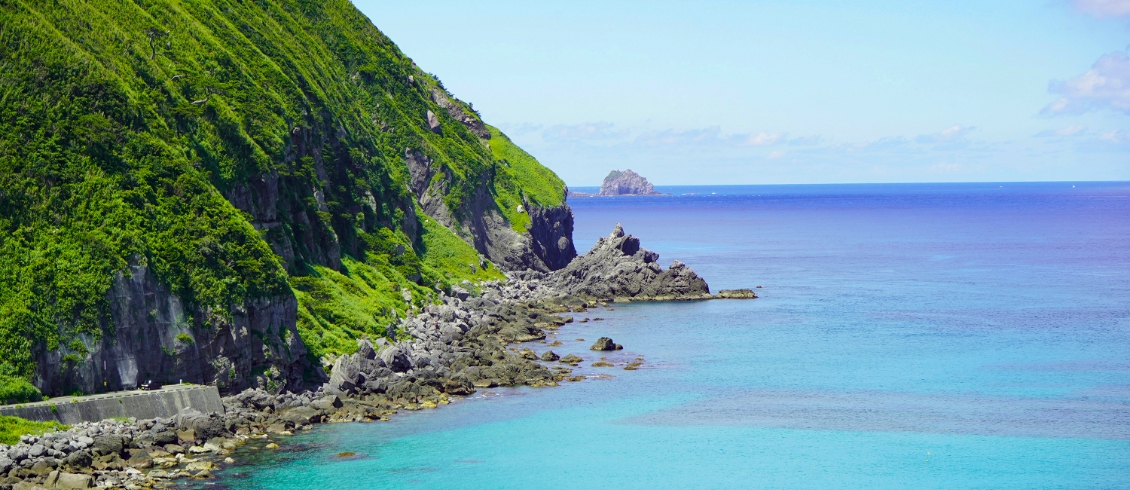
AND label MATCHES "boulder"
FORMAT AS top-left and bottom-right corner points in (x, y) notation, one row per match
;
(590, 337), (622, 351)
(54, 472), (93, 489)
(311, 394), (343, 411)
(61, 450), (91, 469)
(280, 406), (323, 425)
(356, 339), (377, 360)
(450, 286), (470, 300)
(327, 355), (361, 395)
(540, 351), (560, 362)
(379, 346), (411, 373)
(174, 408), (226, 441)
(91, 435), (124, 456)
